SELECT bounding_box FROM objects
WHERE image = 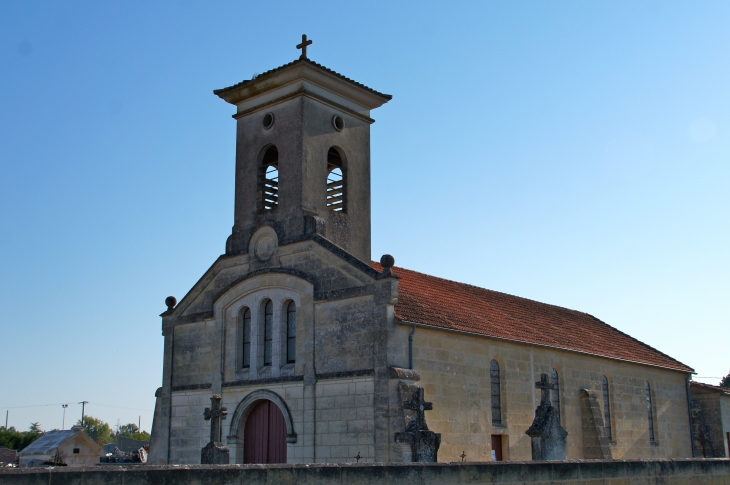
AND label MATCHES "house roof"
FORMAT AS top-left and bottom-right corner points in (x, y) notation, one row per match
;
(19, 427), (100, 455)
(213, 58), (392, 101)
(20, 429), (81, 454)
(690, 381), (730, 395)
(374, 262), (693, 373)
